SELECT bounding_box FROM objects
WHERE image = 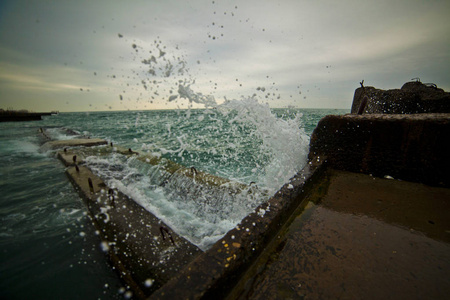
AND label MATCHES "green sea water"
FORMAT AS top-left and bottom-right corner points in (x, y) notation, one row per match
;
(0, 106), (347, 299)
